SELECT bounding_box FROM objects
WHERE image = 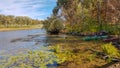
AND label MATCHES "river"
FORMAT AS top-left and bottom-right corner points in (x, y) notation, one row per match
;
(0, 29), (70, 59)
(0, 29), (47, 57)
(0, 29), (85, 67)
